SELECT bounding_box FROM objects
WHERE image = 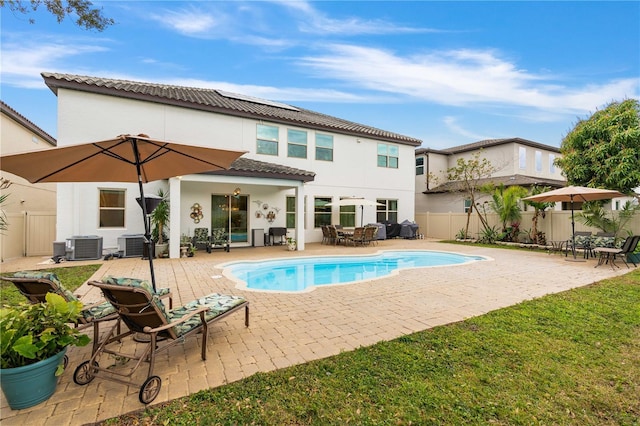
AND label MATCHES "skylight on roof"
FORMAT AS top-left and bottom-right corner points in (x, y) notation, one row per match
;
(216, 90), (299, 112)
